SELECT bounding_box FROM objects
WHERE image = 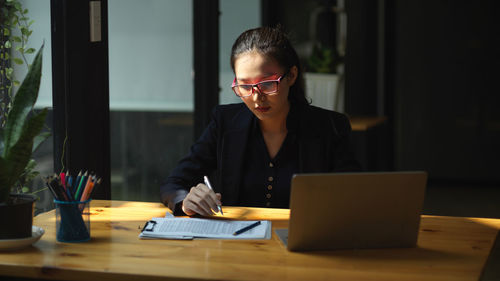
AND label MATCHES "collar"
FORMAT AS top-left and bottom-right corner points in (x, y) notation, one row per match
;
(249, 102), (300, 135)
